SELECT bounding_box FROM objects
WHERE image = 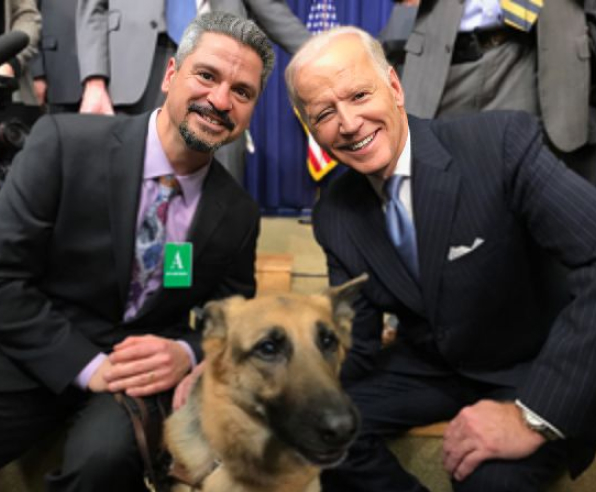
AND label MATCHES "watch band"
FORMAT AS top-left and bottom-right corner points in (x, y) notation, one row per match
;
(515, 400), (563, 441)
